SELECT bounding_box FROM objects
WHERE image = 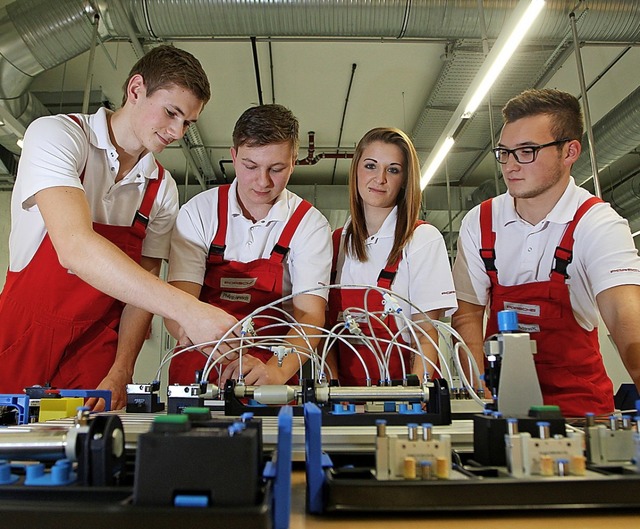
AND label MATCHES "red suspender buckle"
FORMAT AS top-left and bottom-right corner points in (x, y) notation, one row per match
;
(377, 268), (397, 290)
(271, 244), (290, 259)
(208, 243), (226, 259)
(479, 248), (497, 273)
(552, 246), (573, 279)
(377, 255), (401, 290)
(132, 211), (149, 227)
